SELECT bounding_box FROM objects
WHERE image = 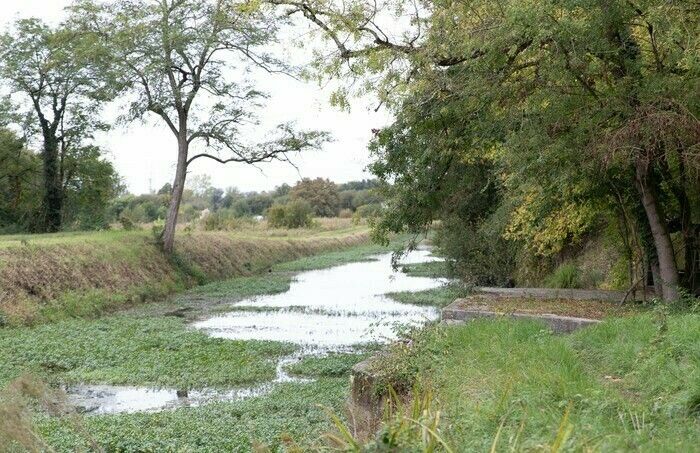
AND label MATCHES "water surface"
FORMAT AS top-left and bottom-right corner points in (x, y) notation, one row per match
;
(66, 249), (444, 414)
